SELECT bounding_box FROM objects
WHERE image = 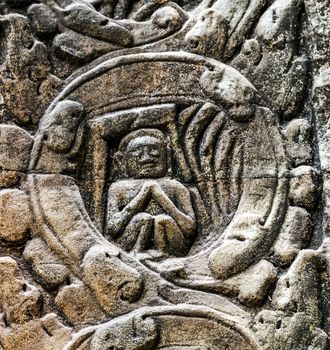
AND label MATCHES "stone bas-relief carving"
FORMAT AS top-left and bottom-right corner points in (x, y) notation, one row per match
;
(106, 128), (196, 255)
(0, 0), (329, 349)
